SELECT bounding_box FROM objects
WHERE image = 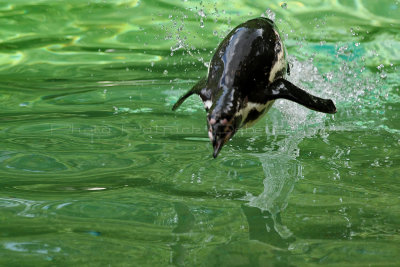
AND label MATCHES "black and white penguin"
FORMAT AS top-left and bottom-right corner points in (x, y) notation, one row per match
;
(172, 17), (336, 158)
